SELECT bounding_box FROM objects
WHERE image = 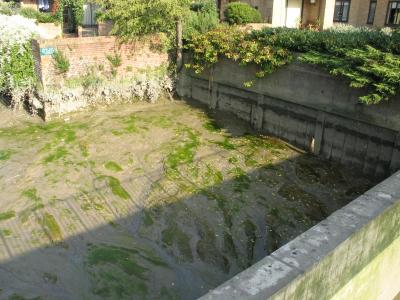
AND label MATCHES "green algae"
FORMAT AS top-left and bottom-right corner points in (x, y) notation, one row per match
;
(122, 114), (139, 133)
(107, 176), (130, 200)
(244, 134), (286, 150)
(0, 229), (12, 237)
(19, 203), (45, 223)
(201, 190), (232, 228)
(205, 164), (224, 185)
(211, 137), (236, 150)
(0, 211), (16, 221)
(79, 141), (90, 158)
(223, 231), (238, 259)
(229, 167), (251, 193)
(165, 128), (200, 172)
(162, 223), (193, 262)
(87, 245), (147, 278)
(41, 213), (63, 243)
(85, 244), (168, 299)
(196, 222), (230, 273)
(143, 210), (154, 226)
(0, 149), (12, 161)
(19, 189), (45, 223)
(159, 286), (180, 300)
(203, 119), (221, 132)
(22, 188), (41, 202)
(81, 199), (105, 212)
(92, 270), (148, 299)
(105, 161), (123, 172)
(43, 146), (69, 164)
(140, 115), (173, 129)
